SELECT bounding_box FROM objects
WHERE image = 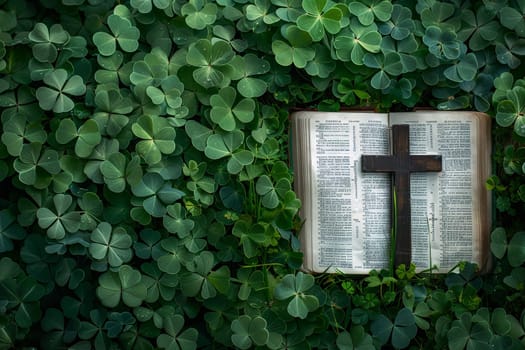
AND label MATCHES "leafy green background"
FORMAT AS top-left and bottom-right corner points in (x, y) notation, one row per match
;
(1, 0), (525, 349)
